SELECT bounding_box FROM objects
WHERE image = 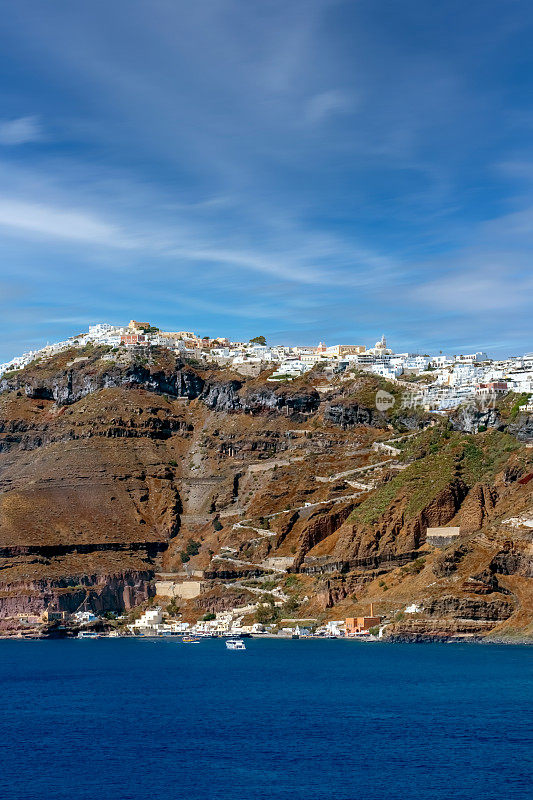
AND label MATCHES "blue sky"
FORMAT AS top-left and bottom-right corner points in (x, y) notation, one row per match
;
(0, 0), (532, 361)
